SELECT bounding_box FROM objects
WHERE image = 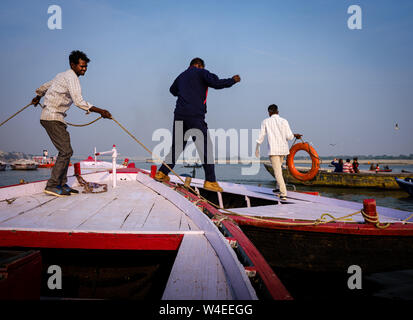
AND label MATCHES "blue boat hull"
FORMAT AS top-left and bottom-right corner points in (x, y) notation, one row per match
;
(395, 177), (413, 196)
